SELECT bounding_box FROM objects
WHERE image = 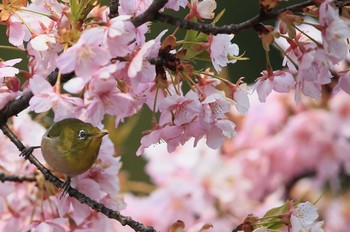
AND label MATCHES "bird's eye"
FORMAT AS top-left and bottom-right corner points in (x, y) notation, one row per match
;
(78, 130), (88, 140)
